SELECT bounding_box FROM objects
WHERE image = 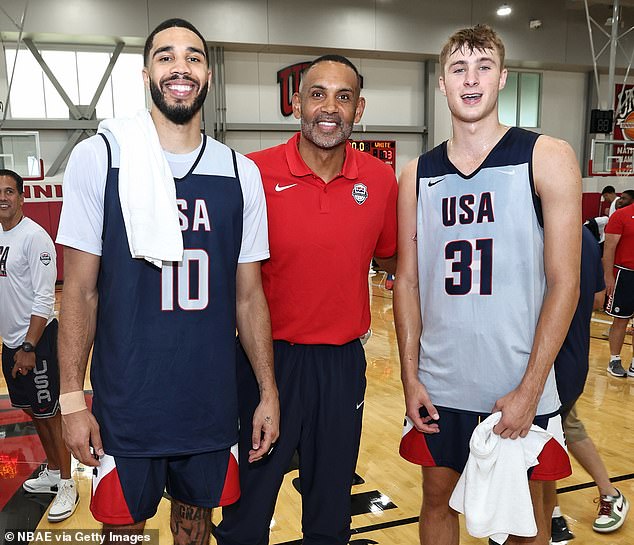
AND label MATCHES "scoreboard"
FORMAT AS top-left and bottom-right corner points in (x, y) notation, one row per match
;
(350, 140), (396, 172)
